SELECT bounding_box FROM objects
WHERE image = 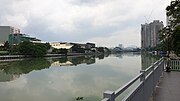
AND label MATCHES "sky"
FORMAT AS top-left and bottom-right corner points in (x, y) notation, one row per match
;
(0, 0), (172, 47)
